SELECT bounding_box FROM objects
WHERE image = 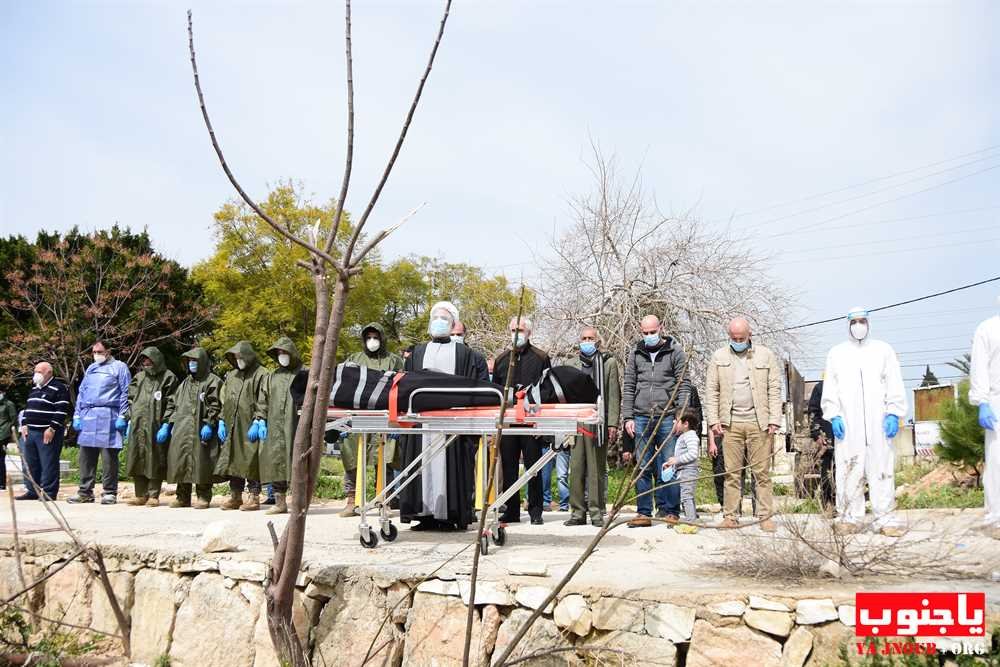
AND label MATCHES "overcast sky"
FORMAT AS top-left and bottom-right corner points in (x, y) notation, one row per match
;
(3, 0), (999, 388)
